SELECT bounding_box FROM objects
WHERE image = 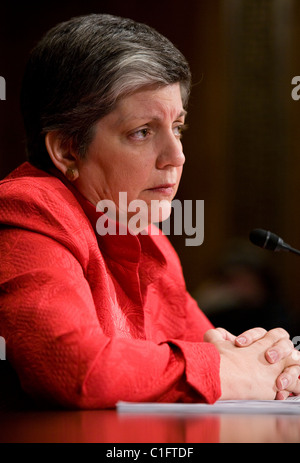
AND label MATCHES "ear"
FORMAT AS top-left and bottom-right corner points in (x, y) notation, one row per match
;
(45, 131), (79, 180)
